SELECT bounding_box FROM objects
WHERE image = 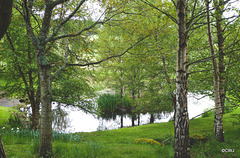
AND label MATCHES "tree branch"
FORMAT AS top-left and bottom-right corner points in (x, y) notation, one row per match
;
(46, 0), (87, 42)
(67, 33), (151, 67)
(51, 42), (69, 80)
(46, 6), (108, 42)
(140, 0), (177, 24)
